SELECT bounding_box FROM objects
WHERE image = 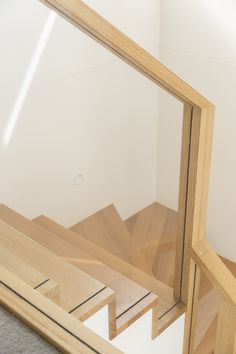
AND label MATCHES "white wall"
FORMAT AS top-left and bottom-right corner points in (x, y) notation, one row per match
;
(85, 307), (184, 354)
(0, 0), (161, 226)
(159, 0), (236, 261)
